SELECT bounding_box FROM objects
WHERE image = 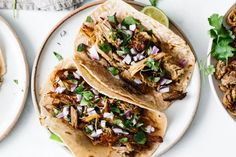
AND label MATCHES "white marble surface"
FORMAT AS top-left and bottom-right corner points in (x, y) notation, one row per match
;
(0, 0), (235, 157)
